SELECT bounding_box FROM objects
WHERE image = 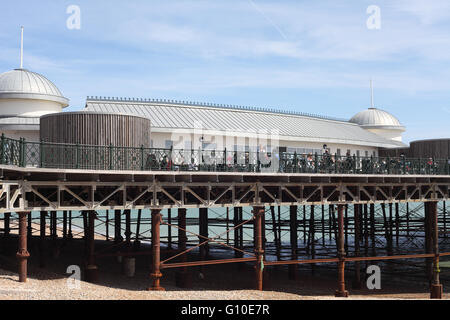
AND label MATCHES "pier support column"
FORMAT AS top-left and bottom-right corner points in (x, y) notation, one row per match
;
(270, 206), (281, 262)
(62, 211), (67, 239)
(425, 203), (433, 283)
(68, 211), (73, 239)
(167, 209), (172, 250)
(27, 212), (32, 244)
(133, 209), (142, 251)
(176, 208), (191, 288)
(16, 212), (30, 282)
(124, 209), (132, 251)
(4, 212), (10, 238)
(85, 211), (98, 283)
(199, 208), (209, 261)
(429, 201), (443, 299)
(310, 205), (316, 275)
(114, 210), (123, 244)
(335, 204), (348, 297)
(233, 207), (242, 259)
(289, 205), (298, 280)
(352, 204), (362, 289)
(148, 209), (164, 291)
(39, 211), (47, 268)
(50, 211), (57, 240)
(253, 206), (265, 291)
